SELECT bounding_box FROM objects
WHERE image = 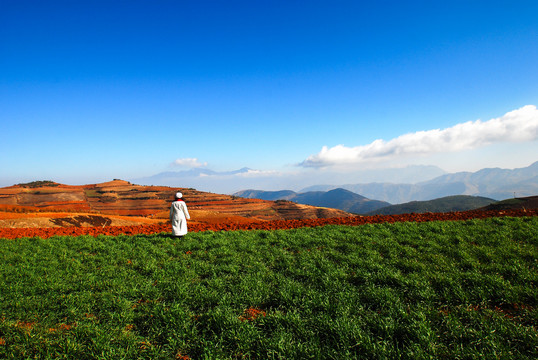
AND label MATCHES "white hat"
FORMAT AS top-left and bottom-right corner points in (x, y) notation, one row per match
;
(175, 192), (183, 199)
